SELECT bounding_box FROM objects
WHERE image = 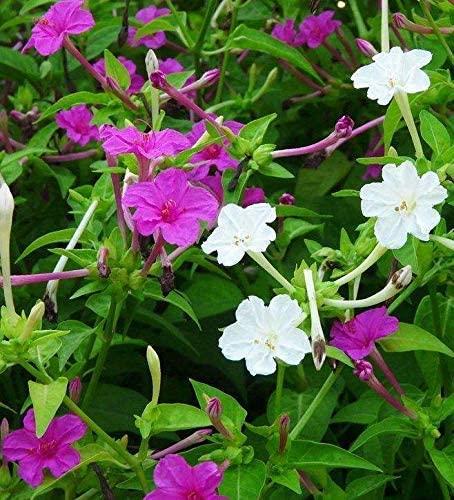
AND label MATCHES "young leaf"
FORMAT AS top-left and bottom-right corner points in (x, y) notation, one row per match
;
(104, 49), (131, 90)
(428, 444), (454, 487)
(419, 110), (450, 156)
(345, 474), (397, 499)
(218, 460), (267, 499)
